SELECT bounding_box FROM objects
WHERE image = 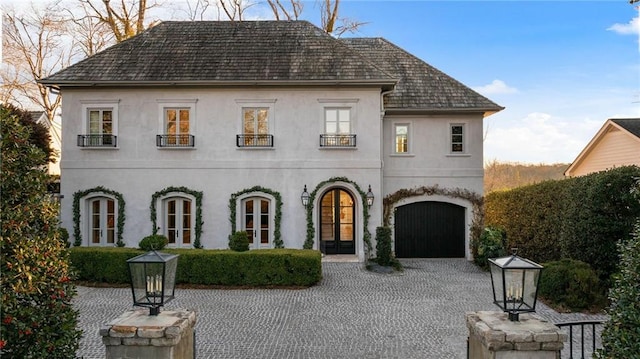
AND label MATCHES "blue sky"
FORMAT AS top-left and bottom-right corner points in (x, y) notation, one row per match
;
(313, 1), (640, 164)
